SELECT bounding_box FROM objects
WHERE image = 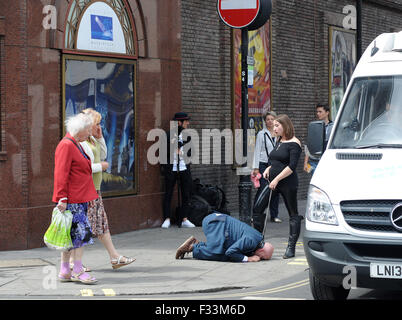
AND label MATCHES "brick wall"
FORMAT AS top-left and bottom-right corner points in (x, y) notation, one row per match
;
(181, 0), (402, 217)
(181, 0), (239, 213)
